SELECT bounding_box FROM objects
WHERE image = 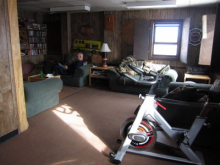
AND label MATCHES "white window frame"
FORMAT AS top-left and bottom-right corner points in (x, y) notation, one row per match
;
(149, 20), (183, 61)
